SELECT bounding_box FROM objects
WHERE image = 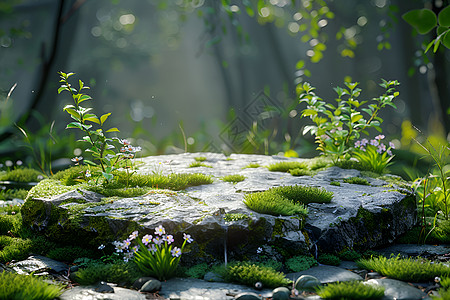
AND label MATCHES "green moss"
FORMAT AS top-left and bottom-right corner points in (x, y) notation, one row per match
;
(267, 161), (308, 173)
(242, 162), (261, 169)
(221, 174), (246, 183)
(26, 179), (85, 200)
(0, 168), (45, 182)
(224, 213), (250, 222)
(330, 181), (341, 186)
(289, 168), (312, 176)
(185, 262), (209, 278)
(317, 253), (341, 266)
(222, 261), (291, 288)
(316, 280), (385, 299)
(270, 185), (334, 204)
(243, 191), (308, 217)
(285, 255), (317, 272)
(74, 261), (143, 286)
(357, 255), (450, 282)
(343, 177), (370, 185)
(194, 156), (207, 162)
(0, 271), (63, 299)
(0, 236), (34, 263)
(189, 161), (212, 168)
(338, 250), (362, 261)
